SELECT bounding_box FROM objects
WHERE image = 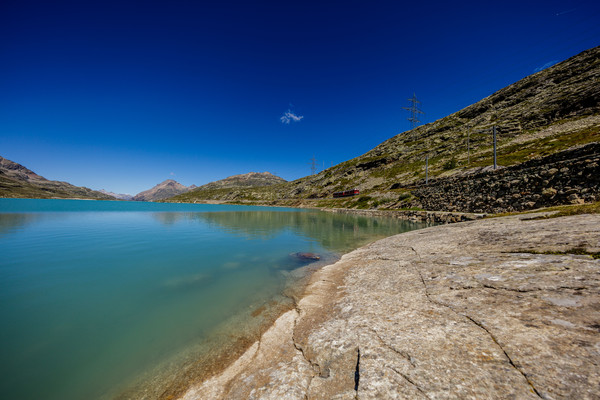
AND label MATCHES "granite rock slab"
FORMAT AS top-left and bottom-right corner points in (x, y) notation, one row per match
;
(180, 214), (600, 399)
